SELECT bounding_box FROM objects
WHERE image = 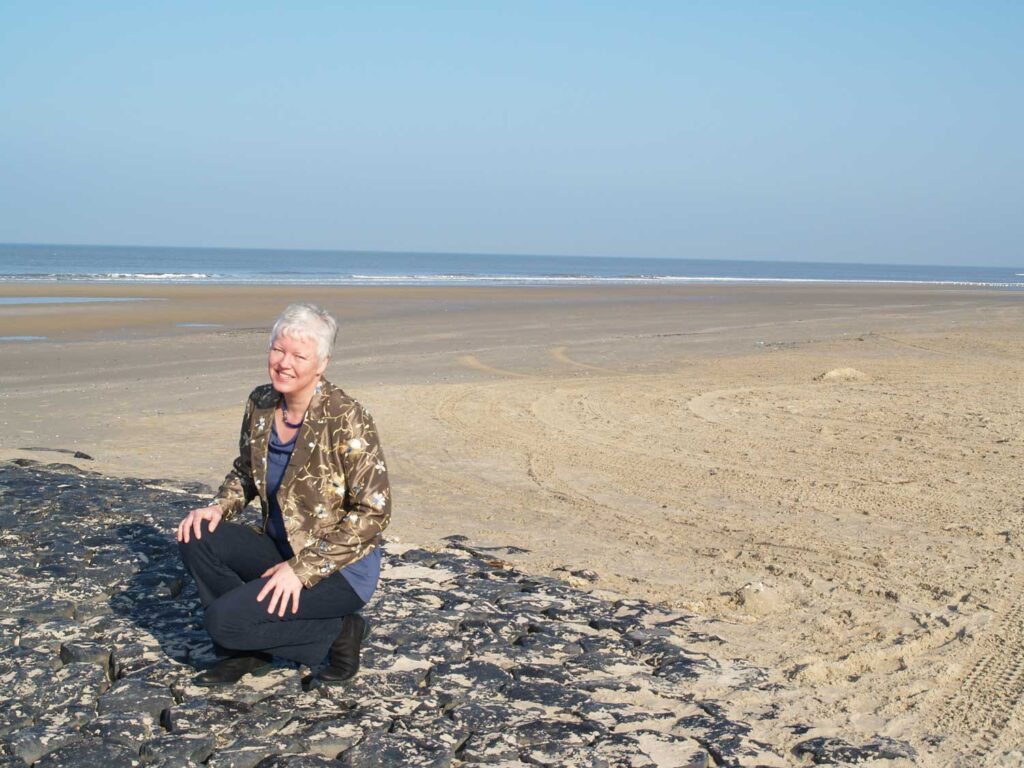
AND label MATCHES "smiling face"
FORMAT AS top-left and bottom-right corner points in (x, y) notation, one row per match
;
(267, 332), (328, 399)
